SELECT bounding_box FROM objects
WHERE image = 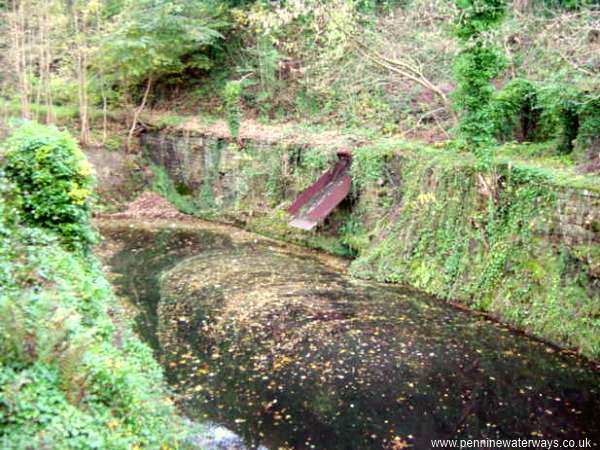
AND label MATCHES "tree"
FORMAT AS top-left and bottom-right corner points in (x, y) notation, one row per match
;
(101, 0), (226, 150)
